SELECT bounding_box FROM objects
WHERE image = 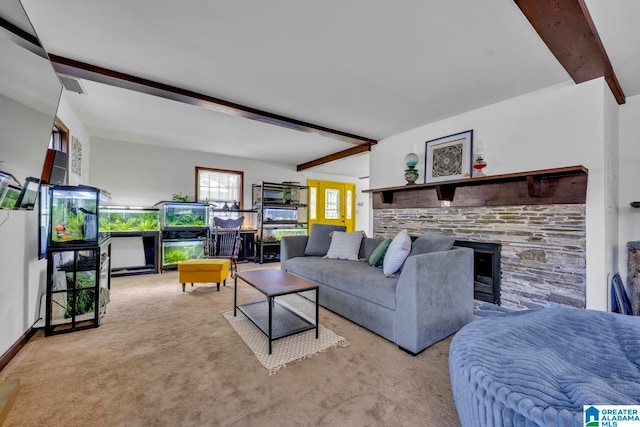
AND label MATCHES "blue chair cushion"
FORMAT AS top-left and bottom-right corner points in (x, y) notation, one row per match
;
(611, 273), (633, 315)
(449, 307), (640, 427)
